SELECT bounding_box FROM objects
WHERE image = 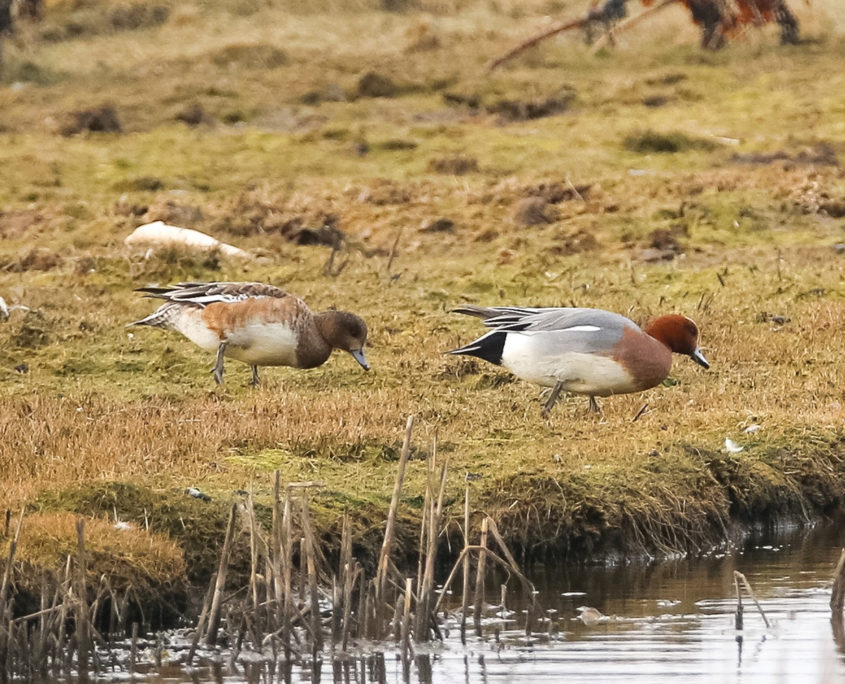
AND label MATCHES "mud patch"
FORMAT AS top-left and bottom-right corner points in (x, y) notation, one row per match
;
(2, 247), (63, 272)
(357, 179), (414, 205)
(420, 218), (455, 234)
(521, 182), (591, 204)
(490, 90), (575, 122)
(428, 155), (478, 175)
(143, 199), (205, 228)
(279, 214), (345, 247)
(641, 227), (685, 261)
(443, 88), (575, 121)
(54, 106), (122, 136)
(11, 309), (50, 348)
(357, 71), (397, 98)
(514, 197), (558, 225)
(39, 2), (169, 42)
(624, 130), (718, 154)
(550, 228), (599, 255)
(0, 210), (44, 239)
(730, 144), (838, 167)
(208, 43), (288, 69)
(175, 103), (213, 126)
